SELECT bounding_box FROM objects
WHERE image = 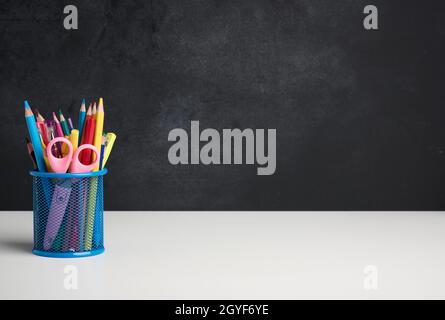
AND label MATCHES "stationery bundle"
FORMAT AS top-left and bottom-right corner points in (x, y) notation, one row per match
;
(24, 98), (116, 258)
